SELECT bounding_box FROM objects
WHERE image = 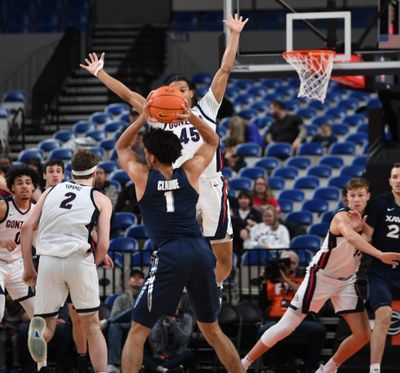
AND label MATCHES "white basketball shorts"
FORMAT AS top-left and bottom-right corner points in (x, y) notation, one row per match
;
(197, 175), (232, 242)
(290, 269), (364, 315)
(34, 251), (100, 317)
